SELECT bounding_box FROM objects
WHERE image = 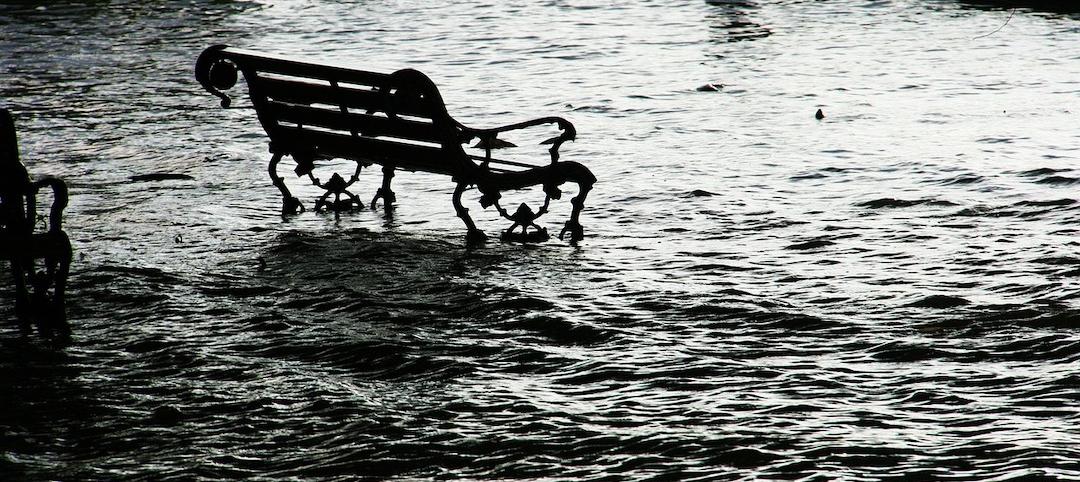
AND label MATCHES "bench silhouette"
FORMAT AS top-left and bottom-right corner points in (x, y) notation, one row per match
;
(195, 45), (596, 244)
(1, 108), (72, 341)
